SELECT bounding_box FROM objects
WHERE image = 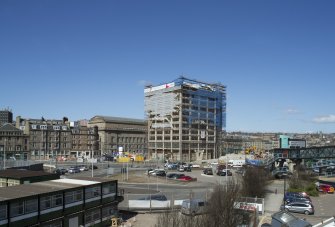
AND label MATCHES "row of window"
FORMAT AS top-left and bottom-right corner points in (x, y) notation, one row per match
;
(0, 183), (117, 220)
(31, 125), (68, 131)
